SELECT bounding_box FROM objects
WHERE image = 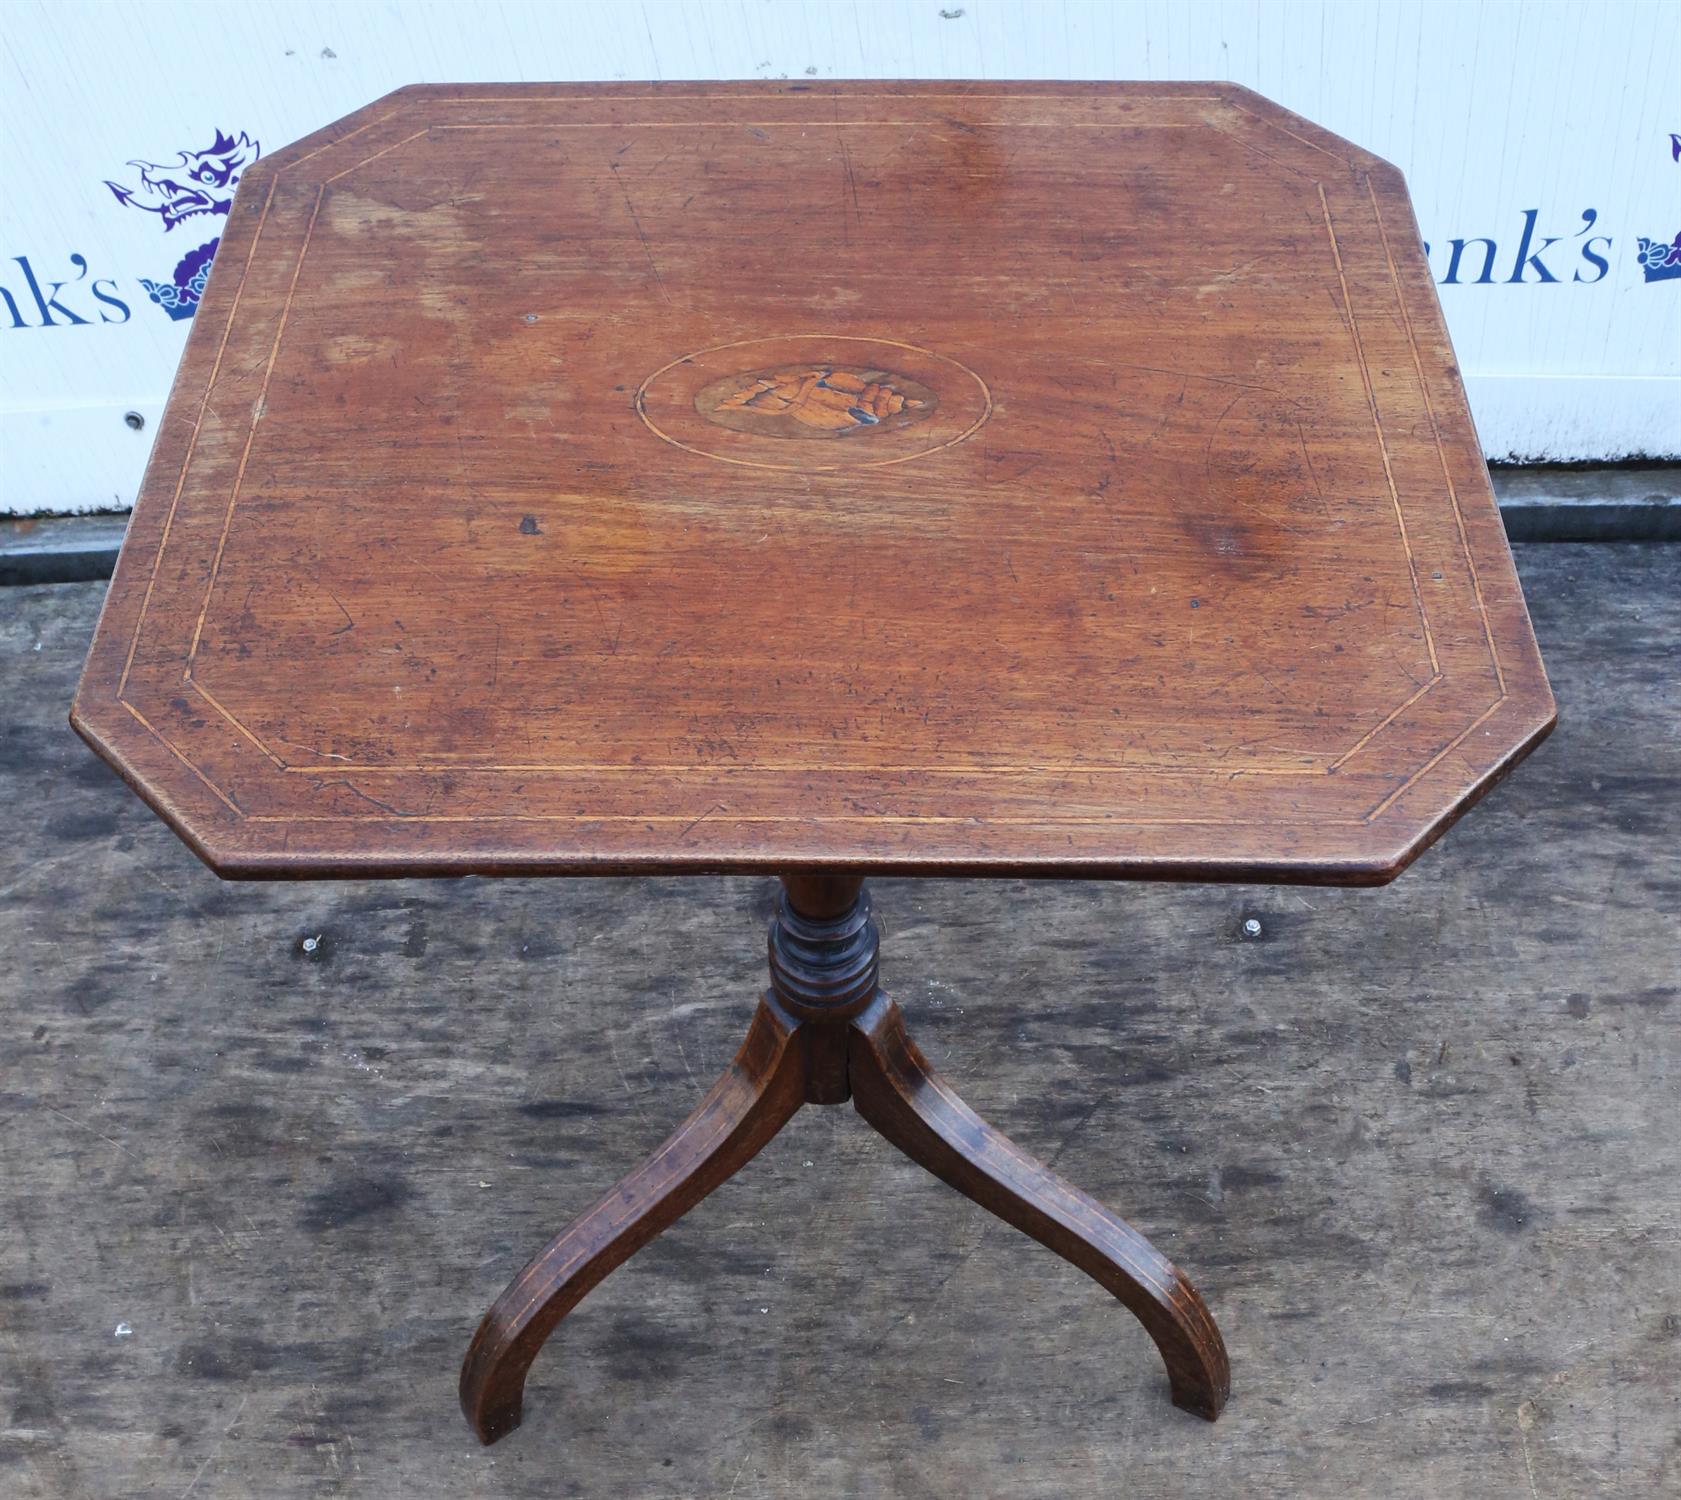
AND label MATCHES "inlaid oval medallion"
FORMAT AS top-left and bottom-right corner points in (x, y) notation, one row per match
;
(695, 364), (939, 440)
(636, 335), (991, 473)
